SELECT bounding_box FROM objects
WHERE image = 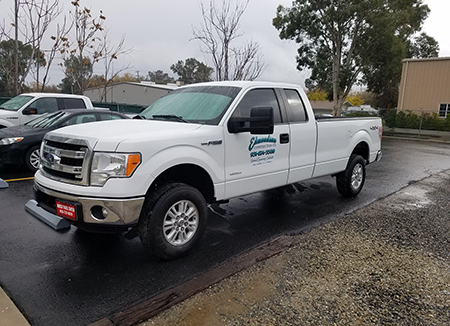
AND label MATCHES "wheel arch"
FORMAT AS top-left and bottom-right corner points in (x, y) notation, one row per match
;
(146, 163), (216, 204)
(350, 141), (369, 162)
